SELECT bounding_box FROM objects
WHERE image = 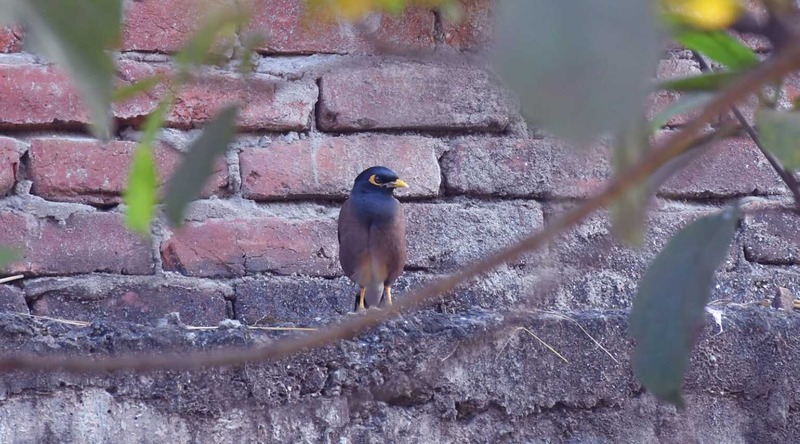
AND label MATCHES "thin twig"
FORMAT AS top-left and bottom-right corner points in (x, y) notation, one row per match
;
(693, 51), (800, 209)
(0, 39), (799, 373)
